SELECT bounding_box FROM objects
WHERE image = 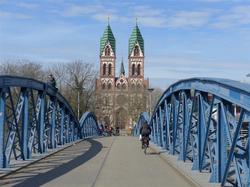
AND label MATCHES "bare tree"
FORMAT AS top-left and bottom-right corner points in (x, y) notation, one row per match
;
(47, 63), (67, 90)
(0, 59), (46, 81)
(0, 59), (98, 118)
(49, 60), (98, 116)
(151, 88), (163, 110)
